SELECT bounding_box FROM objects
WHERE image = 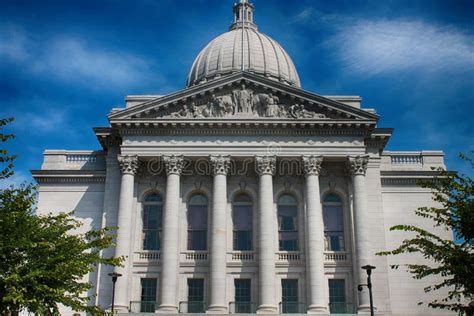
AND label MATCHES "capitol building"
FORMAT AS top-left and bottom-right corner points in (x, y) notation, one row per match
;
(32, 1), (452, 315)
